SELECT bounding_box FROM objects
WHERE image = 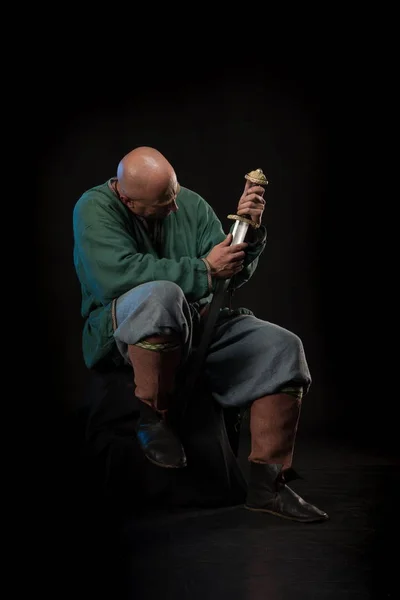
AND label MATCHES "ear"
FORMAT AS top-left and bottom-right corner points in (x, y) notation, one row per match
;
(119, 195), (132, 208)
